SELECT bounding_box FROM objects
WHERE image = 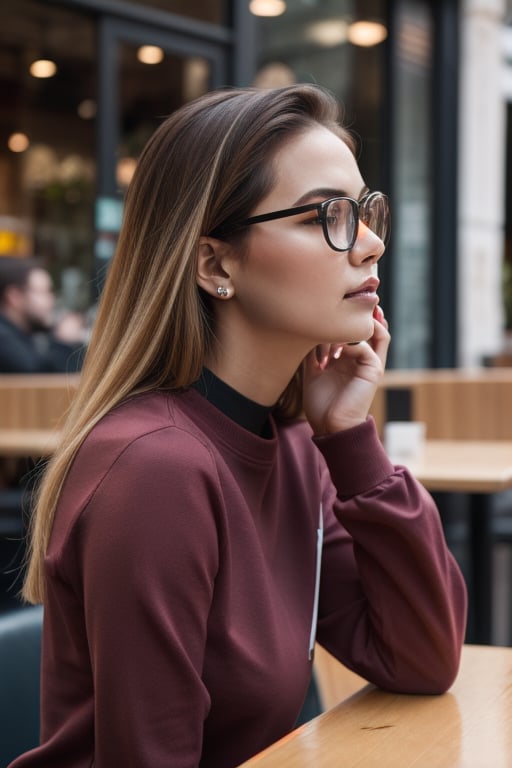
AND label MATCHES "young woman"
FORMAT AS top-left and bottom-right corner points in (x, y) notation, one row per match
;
(10, 84), (467, 768)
